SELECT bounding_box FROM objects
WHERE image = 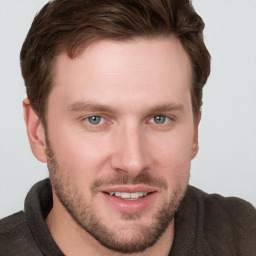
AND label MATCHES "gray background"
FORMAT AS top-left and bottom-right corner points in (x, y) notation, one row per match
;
(1, 0), (256, 219)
